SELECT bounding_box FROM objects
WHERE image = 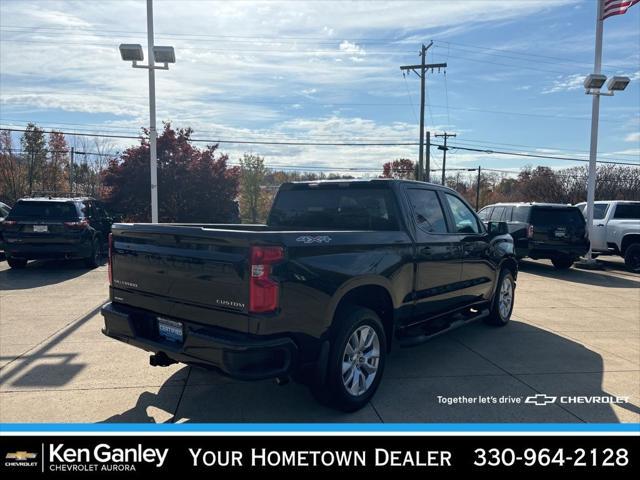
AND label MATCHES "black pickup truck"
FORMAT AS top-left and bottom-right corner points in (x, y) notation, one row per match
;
(101, 179), (518, 411)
